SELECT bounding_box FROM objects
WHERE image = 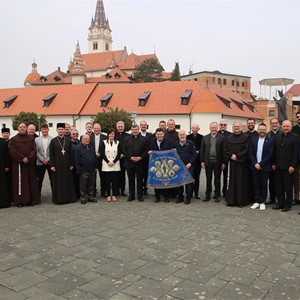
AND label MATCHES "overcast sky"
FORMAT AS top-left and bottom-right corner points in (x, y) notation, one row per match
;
(1, 0), (299, 97)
